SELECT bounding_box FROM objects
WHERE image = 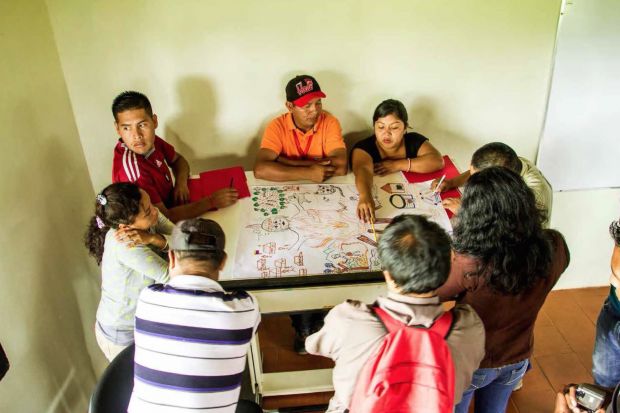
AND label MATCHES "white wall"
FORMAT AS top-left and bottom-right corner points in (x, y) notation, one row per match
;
(47, 0), (560, 188)
(538, 0), (620, 191)
(43, 0), (615, 291)
(0, 1), (106, 412)
(551, 190), (619, 289)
